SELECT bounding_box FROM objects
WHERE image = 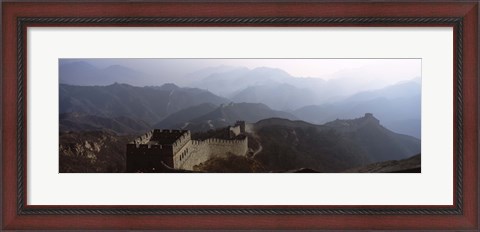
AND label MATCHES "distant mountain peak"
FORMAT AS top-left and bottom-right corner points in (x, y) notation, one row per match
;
(250, 66), (292, 77)
(103, 64), (143, 74)
(327, 113), (380, 130)
(364, 112), (376, 119)
(60, 60), (97, 69)
(159, 83), (180, 90)
(362, 113), (380, 124)
(108, 82), (132, 88)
